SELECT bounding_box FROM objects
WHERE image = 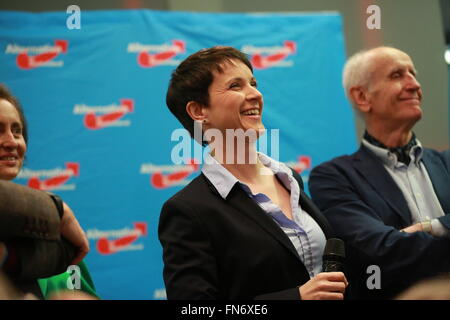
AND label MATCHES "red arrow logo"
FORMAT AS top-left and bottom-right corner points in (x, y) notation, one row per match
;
(292, 156), (311, 173)
(137, 40), (185, 68)
(96, 222), (147, 255)
(251, 41), (296, 69)
(151, 159), (199, 189)
(84, 99), (134, 130)
(28, 162), (79, 190)
(16, 40), (68, 70)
